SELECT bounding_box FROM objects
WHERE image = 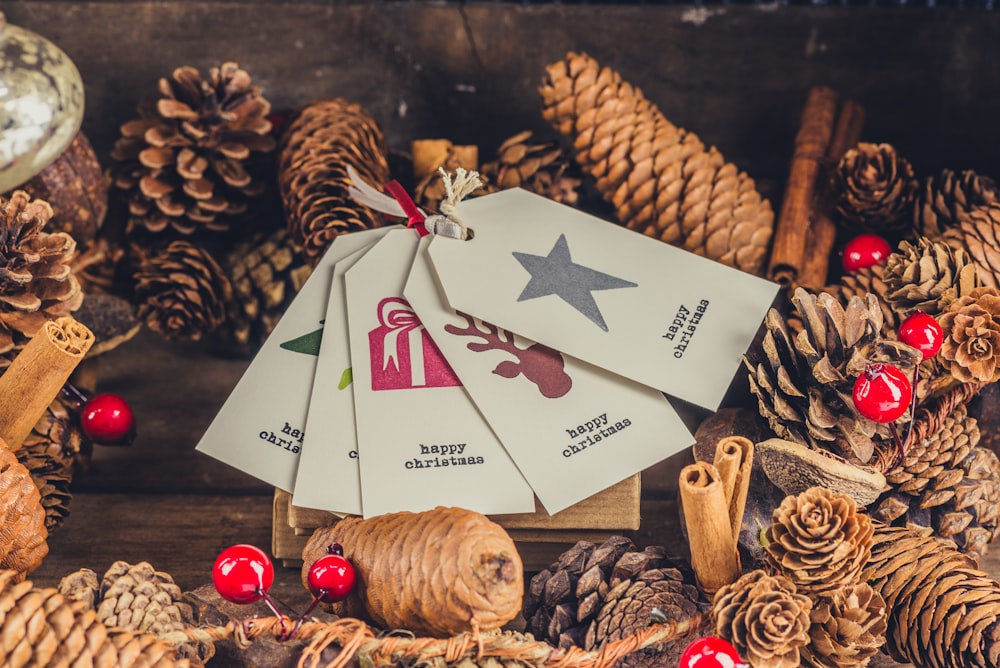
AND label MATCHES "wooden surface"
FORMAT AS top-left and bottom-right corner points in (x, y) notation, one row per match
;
(6, 2), (1000, 665)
